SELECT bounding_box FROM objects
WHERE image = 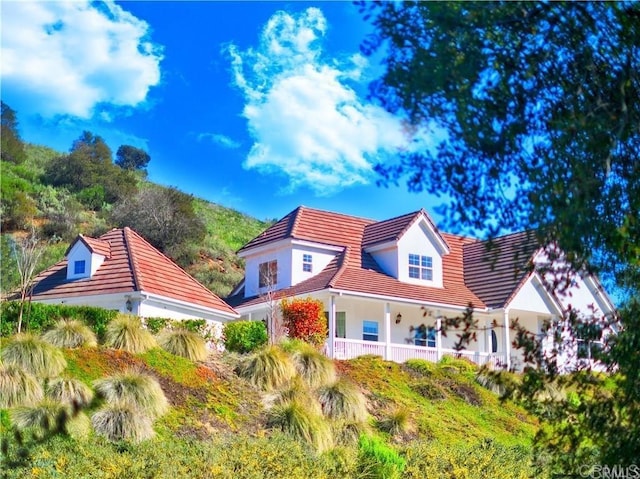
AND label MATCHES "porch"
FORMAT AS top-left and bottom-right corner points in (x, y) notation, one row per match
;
(331, 337), (508, 369)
